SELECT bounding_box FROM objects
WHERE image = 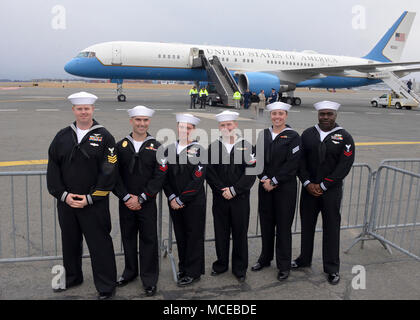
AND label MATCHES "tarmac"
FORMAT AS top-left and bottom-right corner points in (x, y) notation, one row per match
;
(0, 84), (419, 301)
